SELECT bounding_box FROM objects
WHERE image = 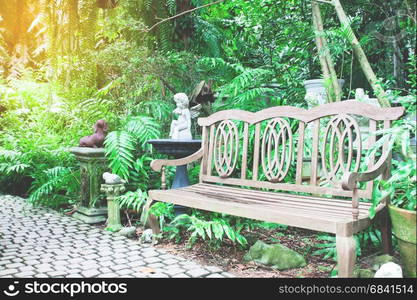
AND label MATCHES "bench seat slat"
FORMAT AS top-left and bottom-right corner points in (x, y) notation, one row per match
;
(185, 184), (371, 215)
(149, 185), (372, 235)
(183, 190), (369, 218)
(200, 175), (371, 198)
(193, 183), (371, 207)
